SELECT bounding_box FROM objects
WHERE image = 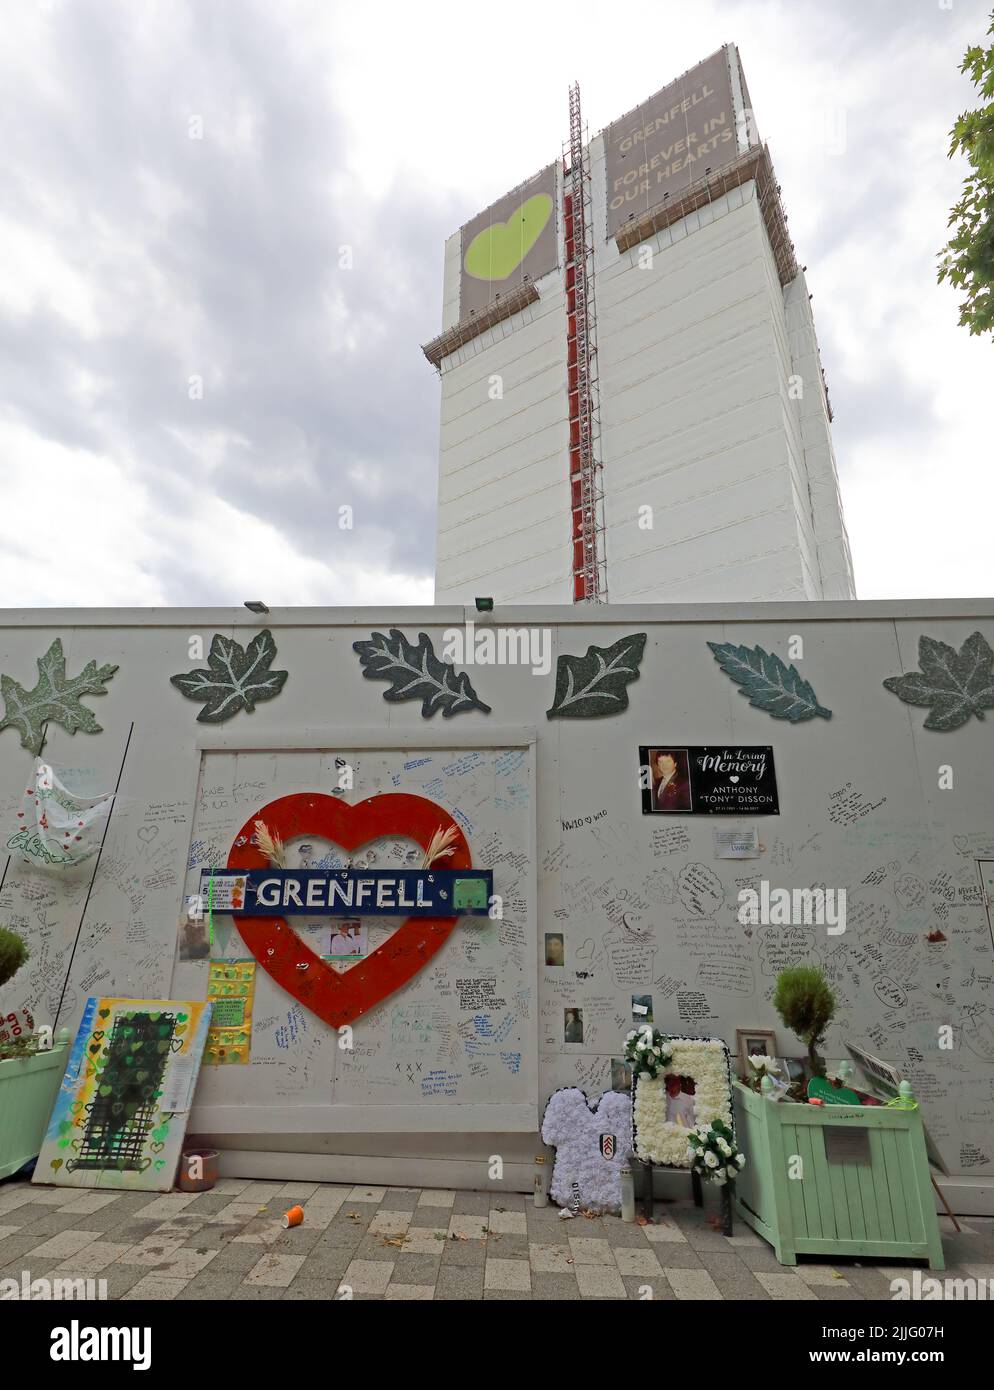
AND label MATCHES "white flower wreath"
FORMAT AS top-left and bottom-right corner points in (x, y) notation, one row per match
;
(632, 1037), (734, 1167)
